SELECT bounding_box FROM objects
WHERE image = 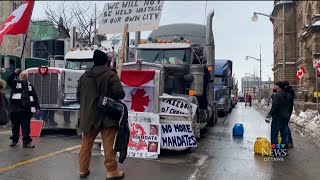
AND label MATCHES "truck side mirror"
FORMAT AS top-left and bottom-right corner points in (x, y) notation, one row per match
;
(4, 56), (10, 69)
